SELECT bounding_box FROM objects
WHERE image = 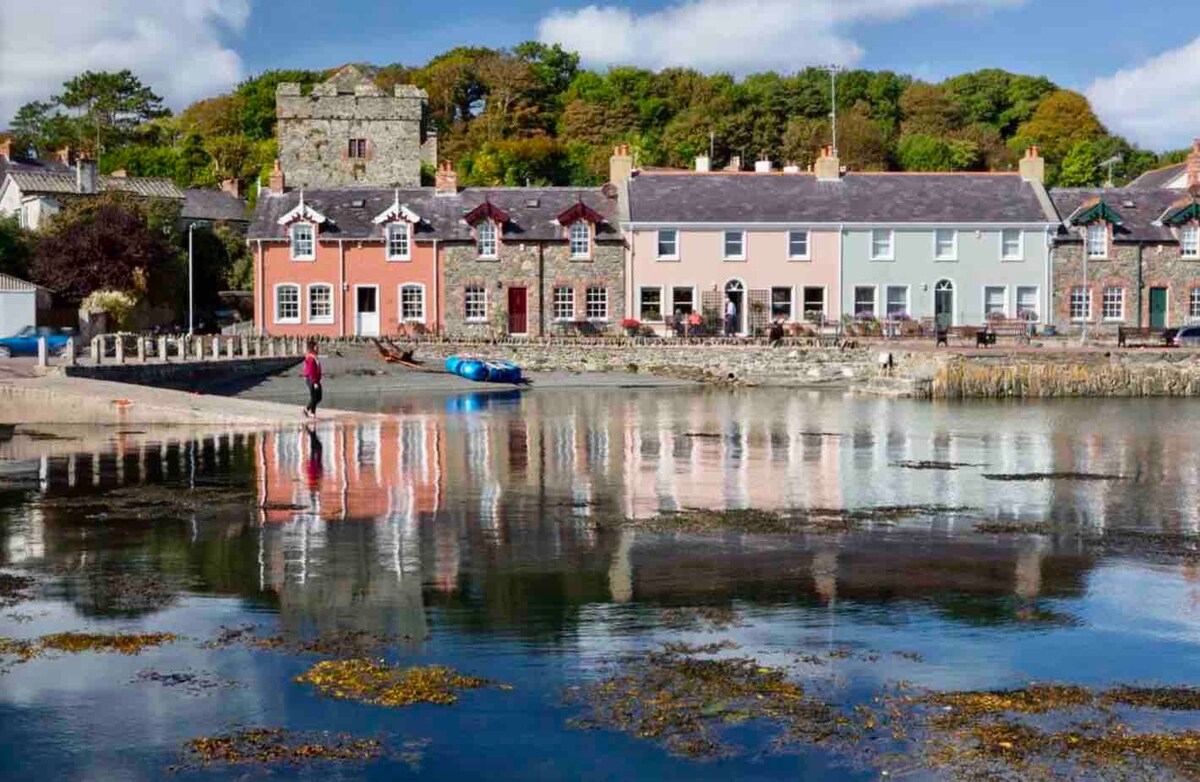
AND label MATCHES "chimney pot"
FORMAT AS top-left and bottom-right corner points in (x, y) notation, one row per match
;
(1019, 146), (1046, 184)
(110, 169), (127, 178)
(754, 158), (772, 174)
(268, 159), (285, 193)
(724, 155), (742, 172)
(221, 178), (243, 198)
(609, 144), (633, 186)
(815, 147), (841, 182)
(435, 160), (458, 195)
